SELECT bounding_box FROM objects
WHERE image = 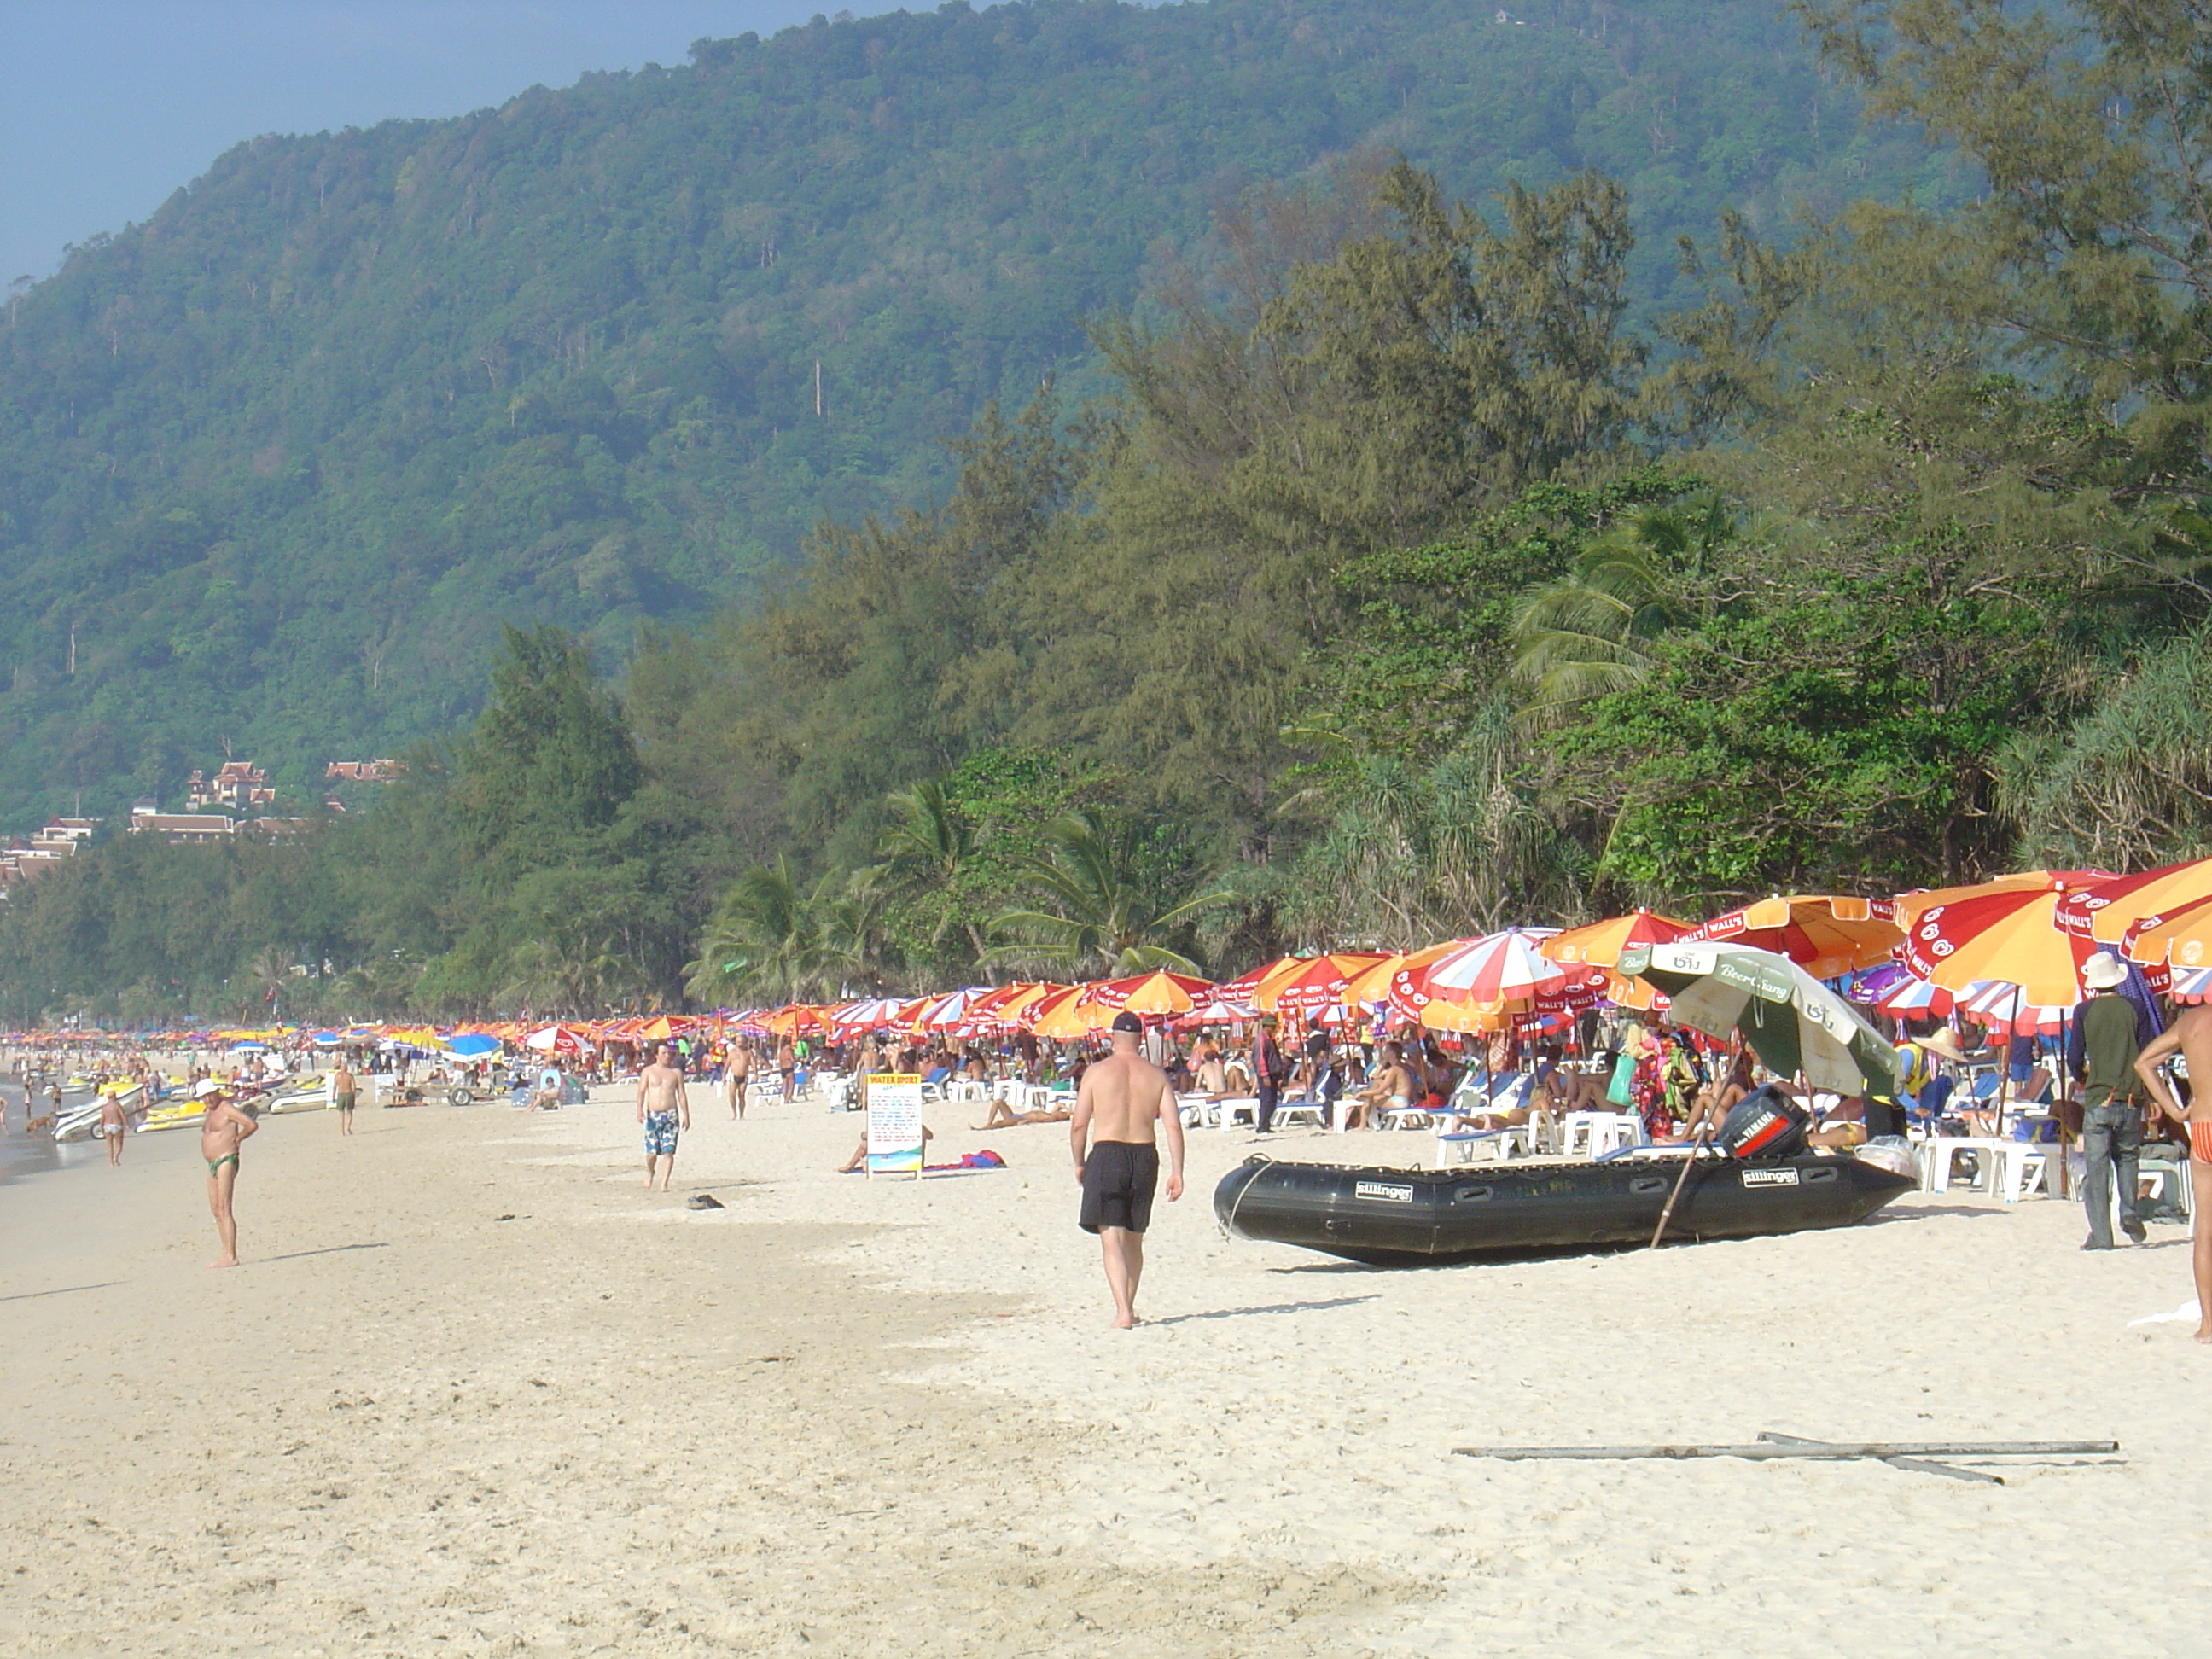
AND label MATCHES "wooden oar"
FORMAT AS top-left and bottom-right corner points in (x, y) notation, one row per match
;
(1649, 1036), (1738, 1249)
(1648, 1121), (1712, 1248)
